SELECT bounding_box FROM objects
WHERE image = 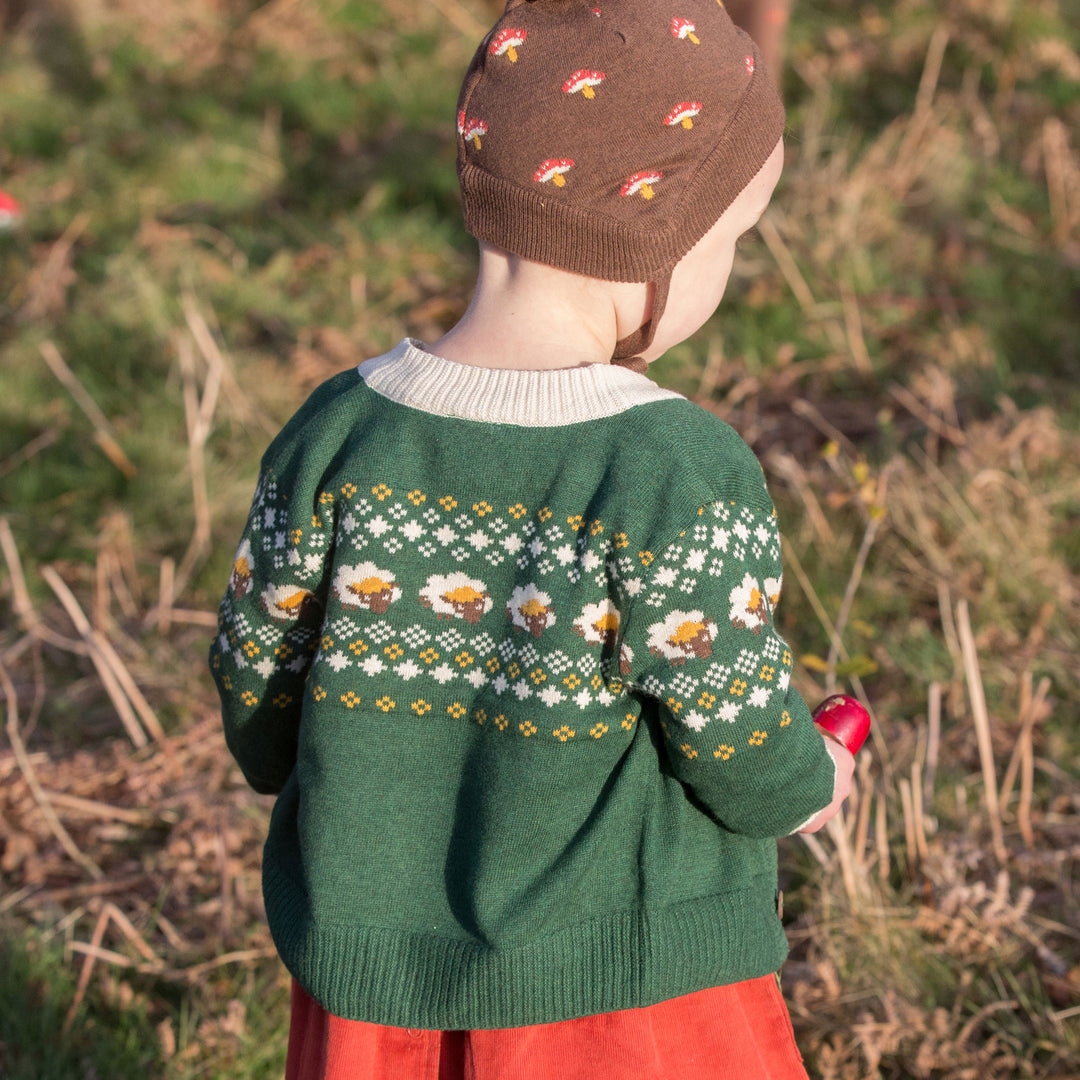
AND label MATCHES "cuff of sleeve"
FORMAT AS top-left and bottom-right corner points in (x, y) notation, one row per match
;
(787, 746), (837, 835)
